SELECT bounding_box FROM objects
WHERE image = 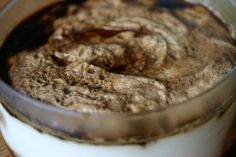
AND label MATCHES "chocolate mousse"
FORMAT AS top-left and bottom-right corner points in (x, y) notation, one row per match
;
(8, 0), (236, 113)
